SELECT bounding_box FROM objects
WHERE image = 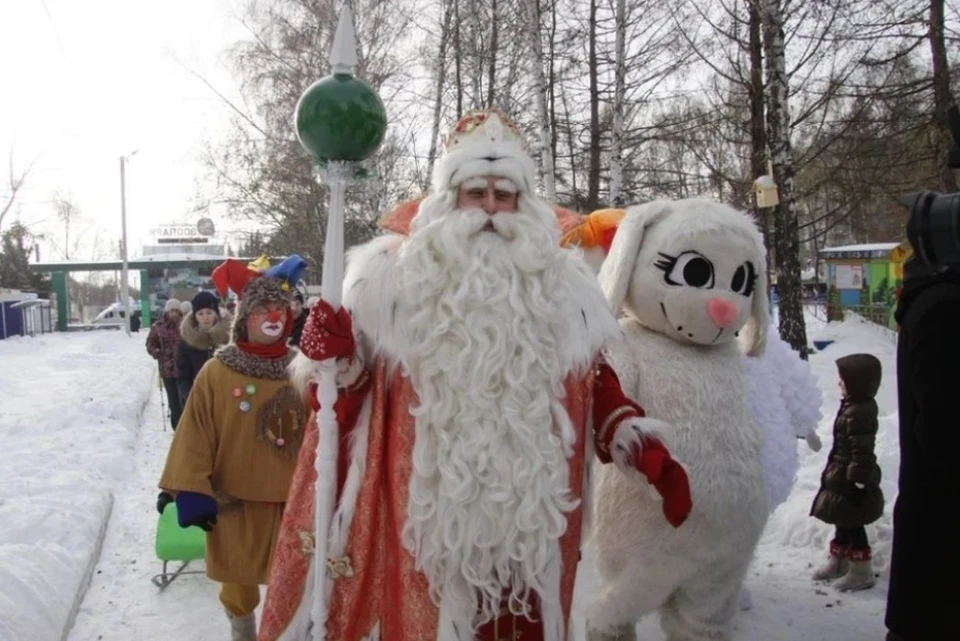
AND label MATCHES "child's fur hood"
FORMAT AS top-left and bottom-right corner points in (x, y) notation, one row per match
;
(180, 310), (233, 351)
